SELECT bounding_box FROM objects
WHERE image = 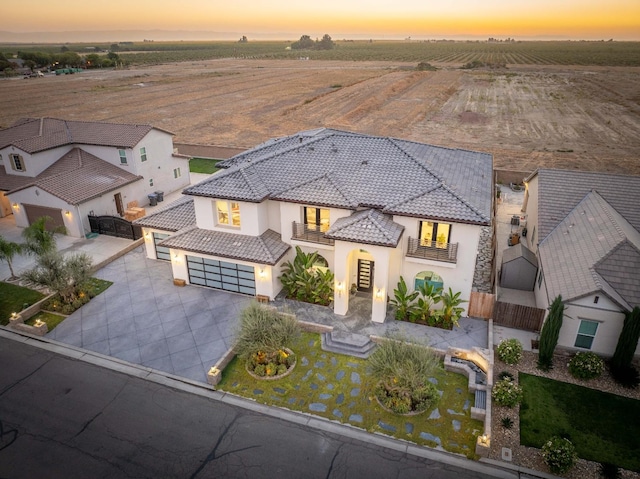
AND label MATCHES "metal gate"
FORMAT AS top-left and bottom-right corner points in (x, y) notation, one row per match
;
(88, 215), (142, 240)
